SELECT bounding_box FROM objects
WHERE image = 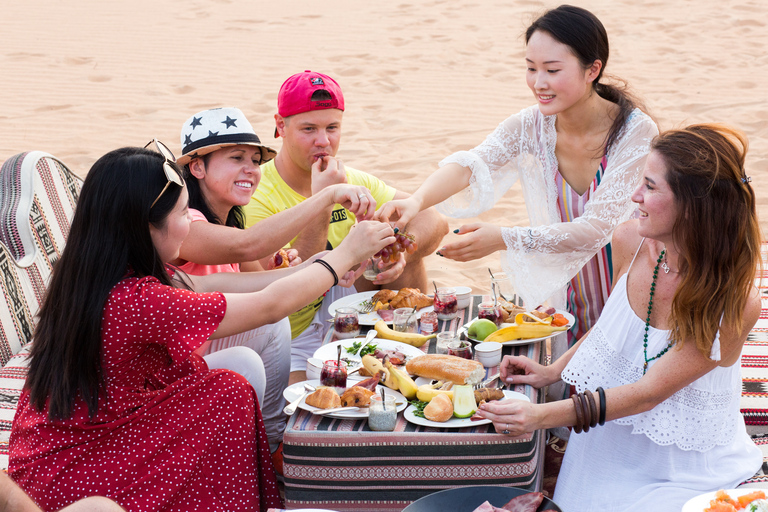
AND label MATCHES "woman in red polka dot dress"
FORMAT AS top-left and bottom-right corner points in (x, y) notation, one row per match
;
(8, 145), (392, 511)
